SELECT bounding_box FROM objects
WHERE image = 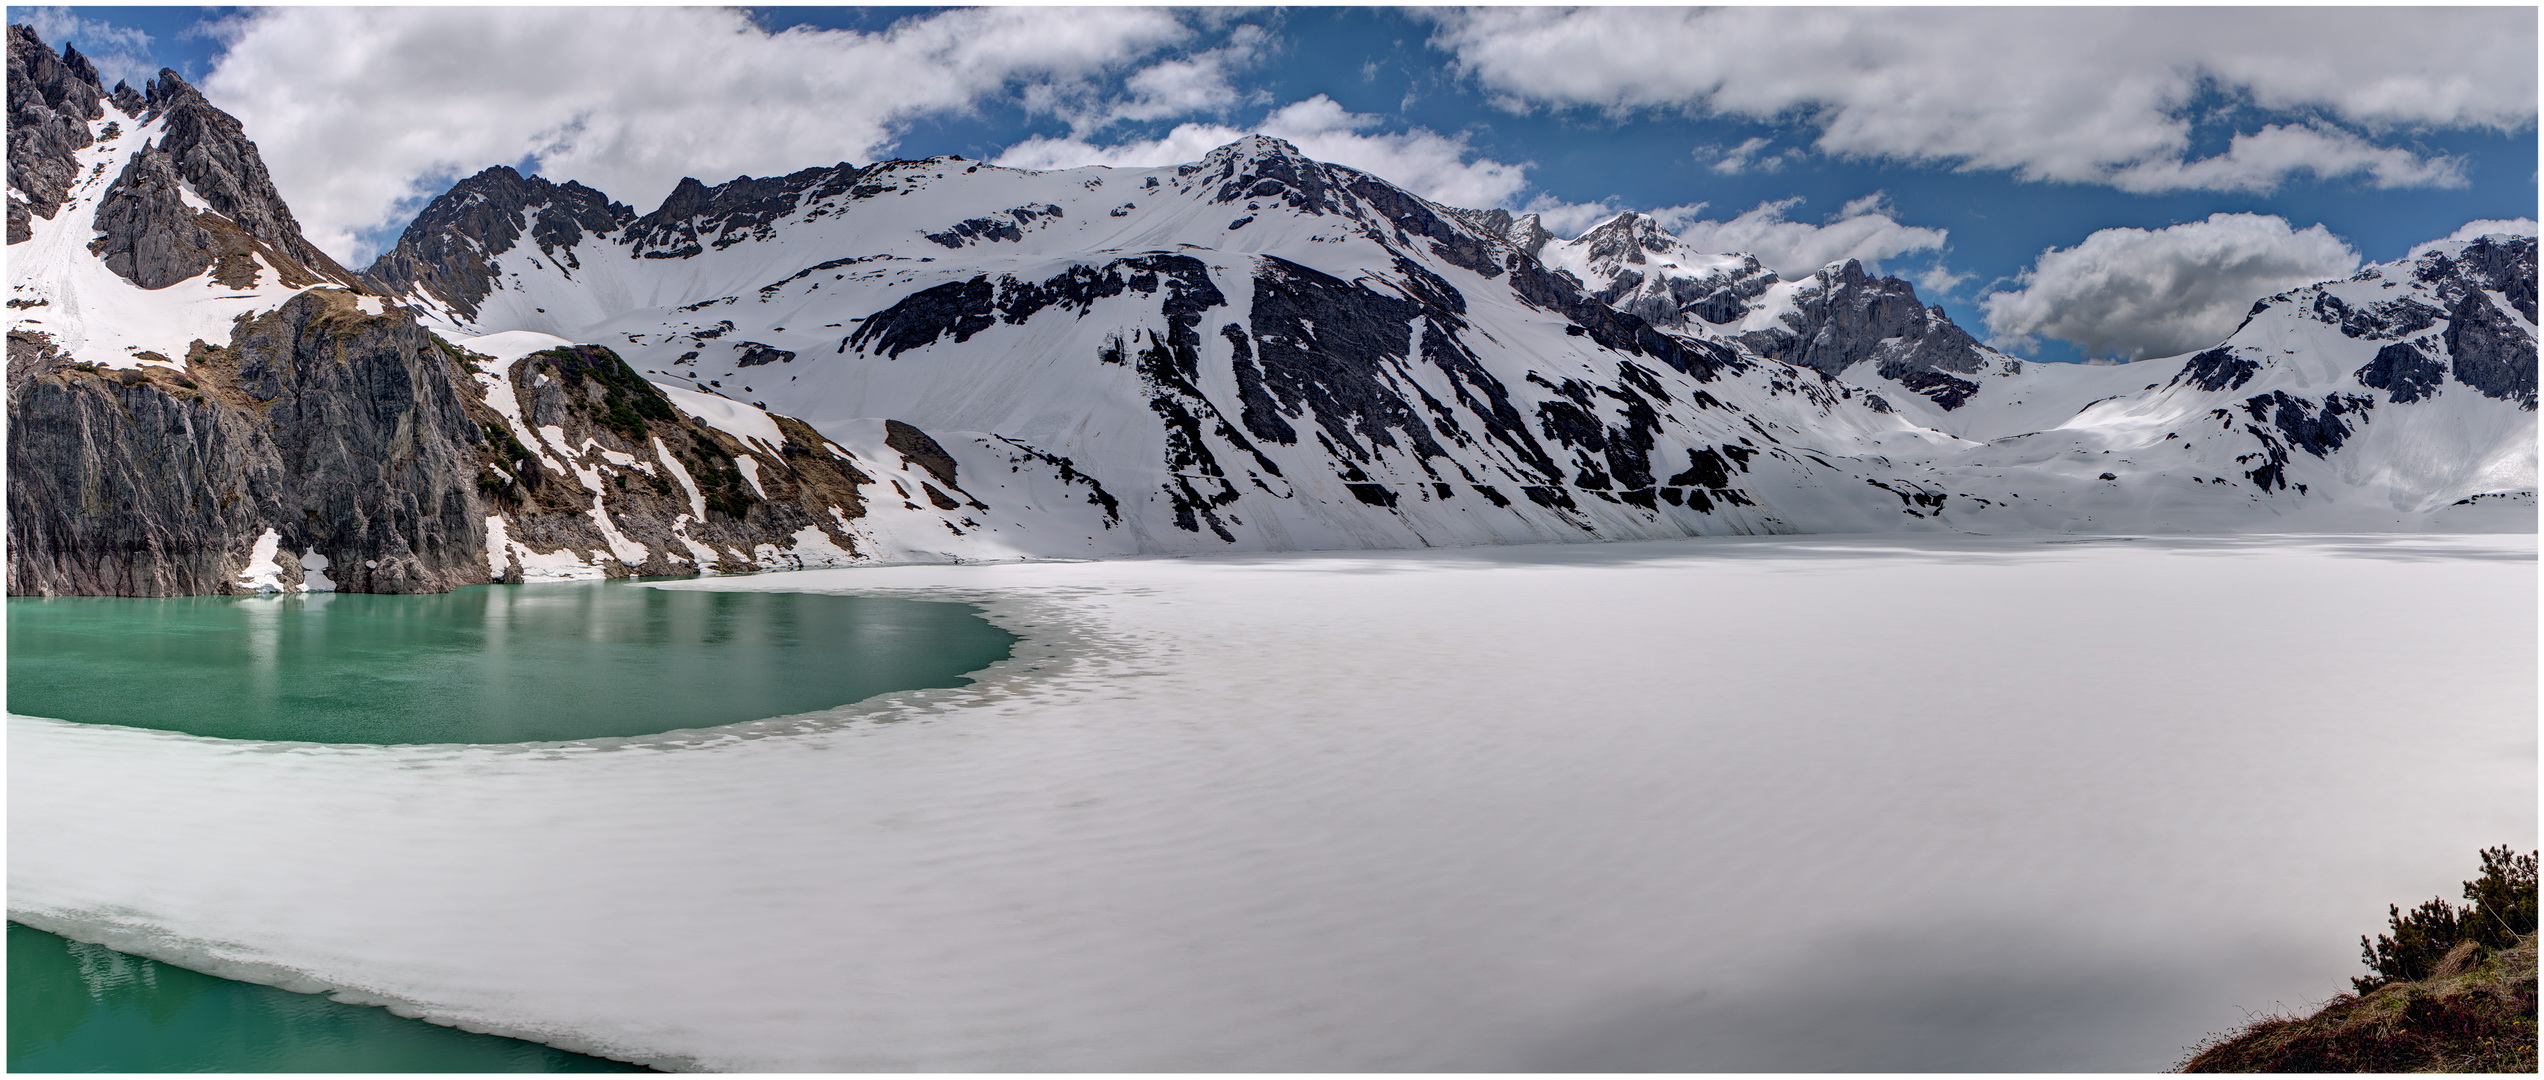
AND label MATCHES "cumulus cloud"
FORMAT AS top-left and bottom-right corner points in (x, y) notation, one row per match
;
(2410, 217), (2541, 257)
(1428, 8), (2529, 195)
(1980, 214), (2361, 361)
(1669, 197), (1948, 279)
(198, 7), (1198, 262)
(15, 7), (158, 88)
(995, 95), (1533, 211)
(1075, 24), (1270, 132)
